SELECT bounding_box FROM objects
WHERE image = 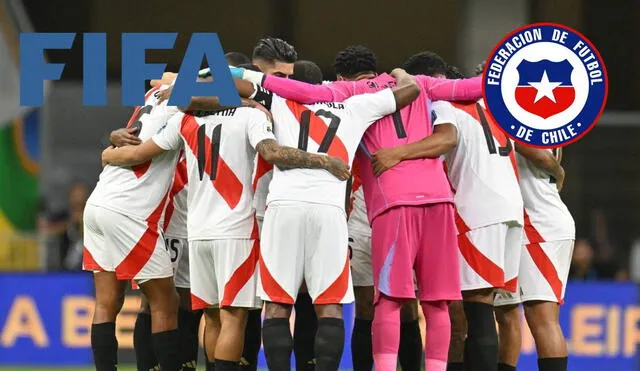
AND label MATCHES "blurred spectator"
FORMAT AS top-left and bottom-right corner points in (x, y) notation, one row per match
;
(588, 209), (628, 280)
(569, 238), (598, 280)
(42, 183), (88, 271)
